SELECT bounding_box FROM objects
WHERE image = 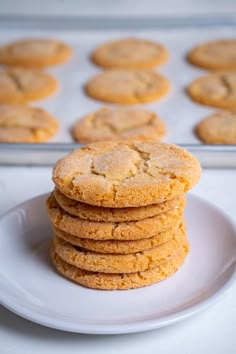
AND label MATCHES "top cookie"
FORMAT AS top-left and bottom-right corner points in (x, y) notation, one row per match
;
(72, 106), (166, 143)
(0, 38), (72, 67)
(187, 72), (236, 109)
(91, 37), (169, 69)
(0, 103), (59, 142)
(0, 67), (58, 103)
(188, 39), (236, 70)
(195, 110), (236, 144)
(52, 141), (201, 207)
(85, 69), (170, 104)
